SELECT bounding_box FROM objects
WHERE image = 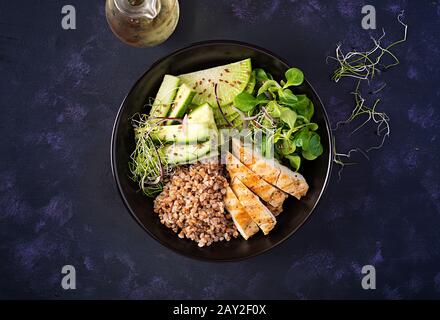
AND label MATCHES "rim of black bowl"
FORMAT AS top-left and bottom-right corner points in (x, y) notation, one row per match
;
(110, 40), (334, 262)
